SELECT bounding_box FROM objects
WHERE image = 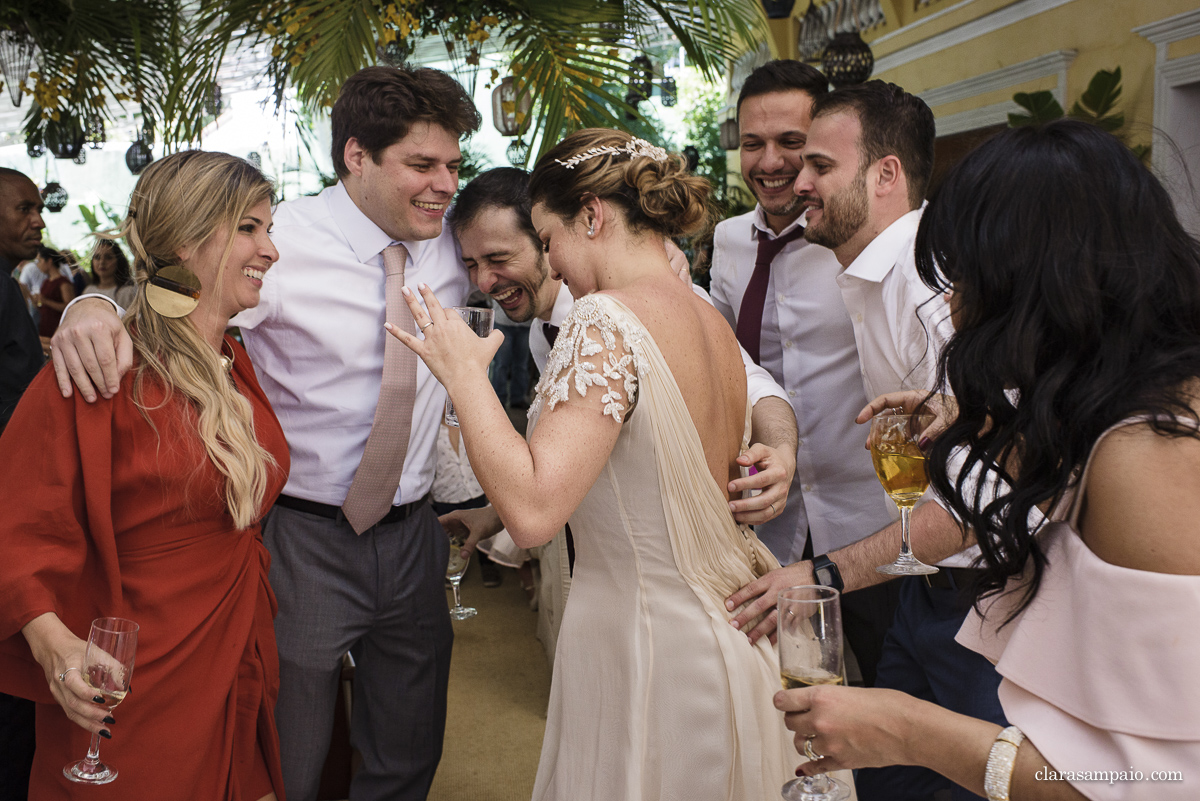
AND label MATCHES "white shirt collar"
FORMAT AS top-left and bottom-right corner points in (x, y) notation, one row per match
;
(749, 204), (806, 241)
(326, 181), (425, 264)
(843, 206), (924, 283)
